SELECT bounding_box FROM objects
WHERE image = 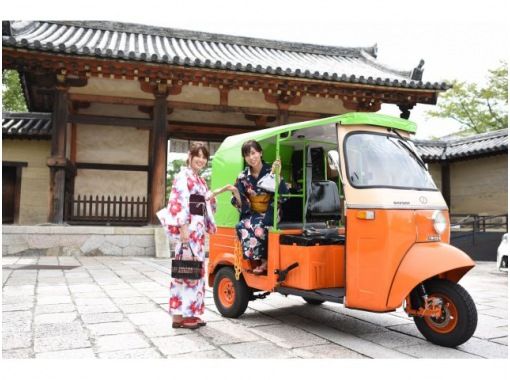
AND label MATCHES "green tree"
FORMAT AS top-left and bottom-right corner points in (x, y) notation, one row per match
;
(166, 159), (187, 199)
(427, 61), (508, 133)
(2, 69), (28, 112)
